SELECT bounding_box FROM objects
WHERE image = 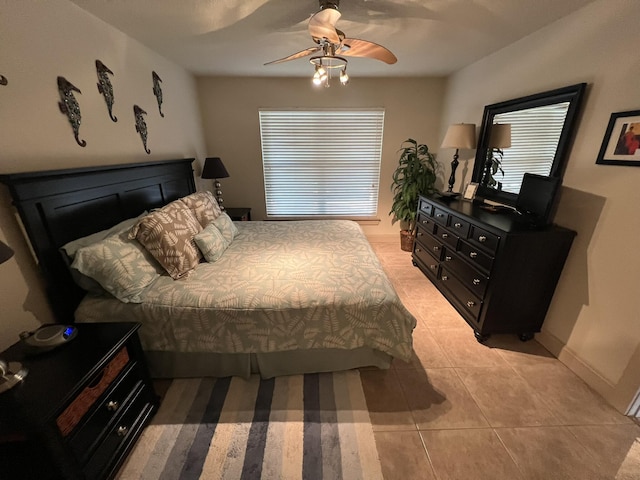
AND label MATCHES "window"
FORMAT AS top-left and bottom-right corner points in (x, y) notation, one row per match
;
(259, 109), (384, 217)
